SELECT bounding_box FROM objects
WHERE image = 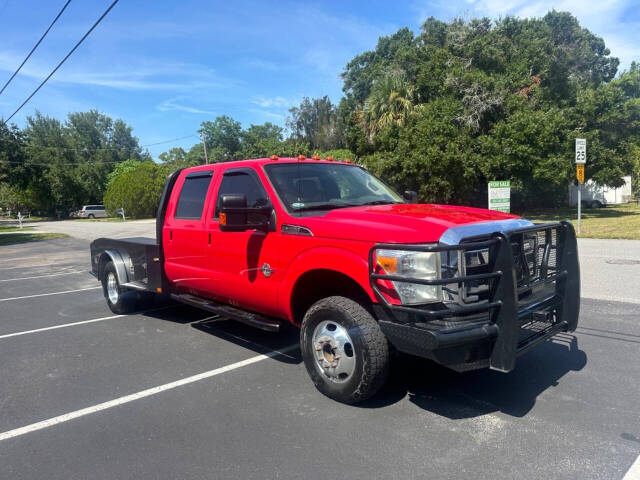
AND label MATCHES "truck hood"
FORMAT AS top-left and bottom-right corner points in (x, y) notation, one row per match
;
(300, 203), (529, 244)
